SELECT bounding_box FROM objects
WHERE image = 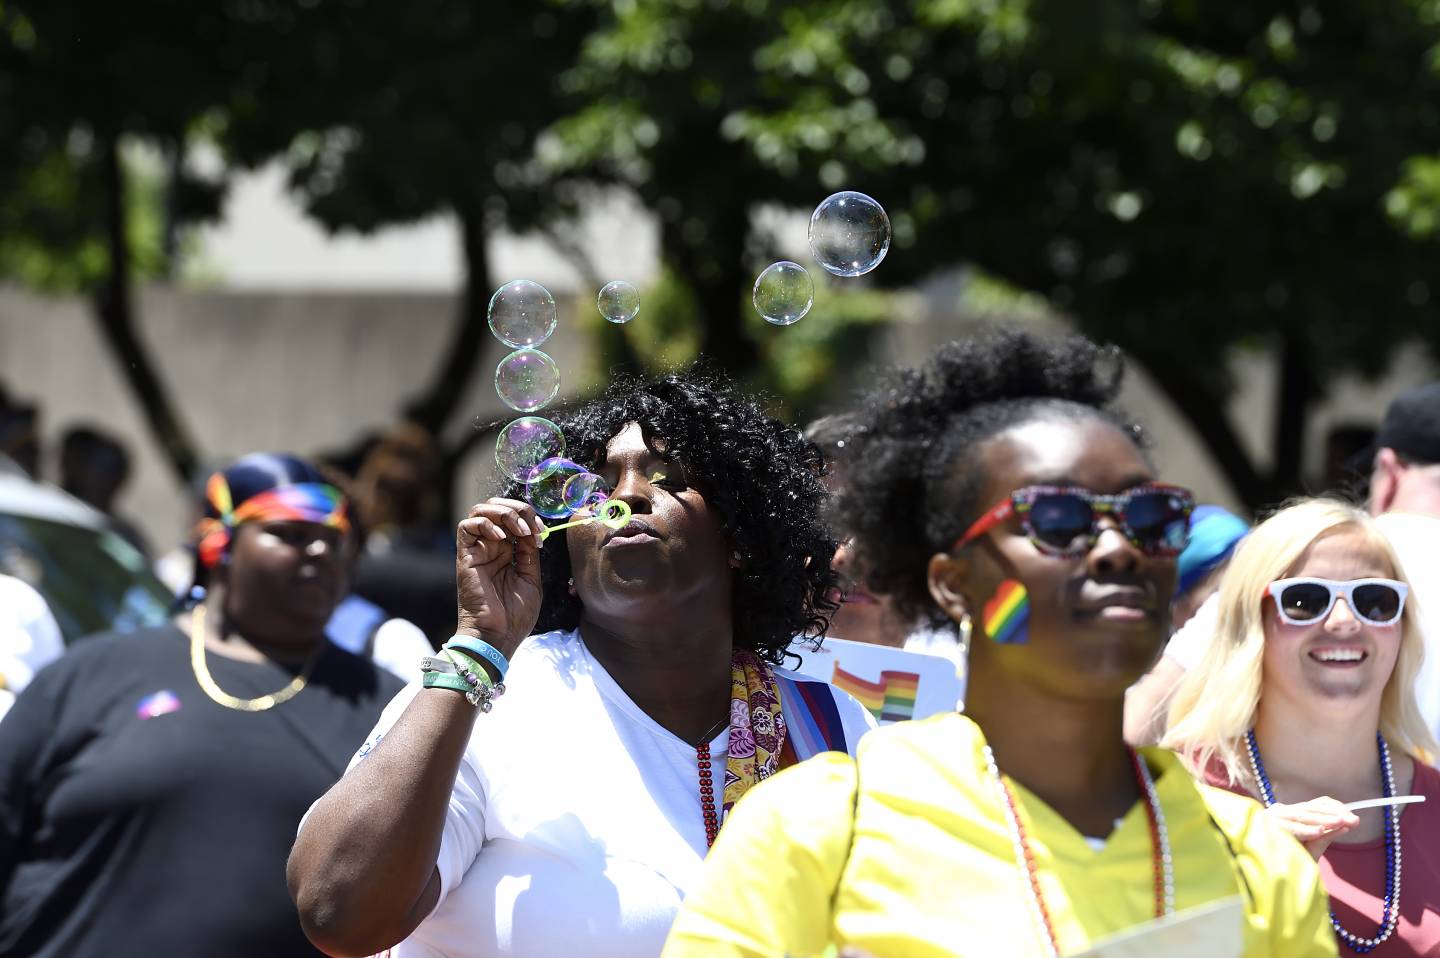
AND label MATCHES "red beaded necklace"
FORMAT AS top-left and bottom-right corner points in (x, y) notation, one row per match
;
(693, 712), (730, 848)
(697, 743), (721, 847)
(987, 746), (1173, 956)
